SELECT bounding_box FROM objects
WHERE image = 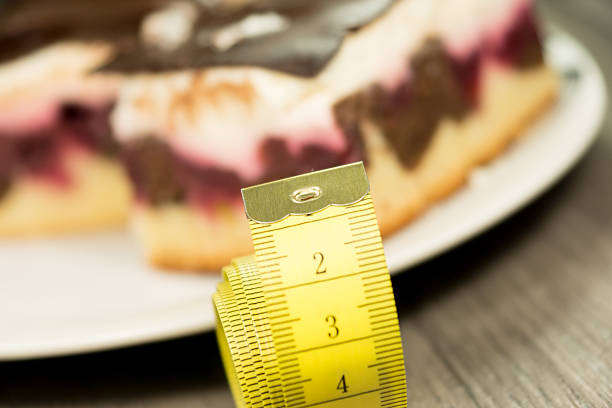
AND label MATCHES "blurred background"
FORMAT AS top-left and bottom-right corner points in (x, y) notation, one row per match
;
(1, 0), (611, 407)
